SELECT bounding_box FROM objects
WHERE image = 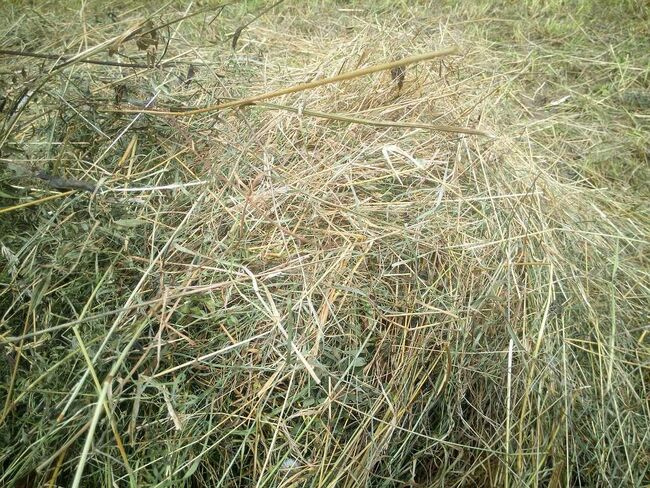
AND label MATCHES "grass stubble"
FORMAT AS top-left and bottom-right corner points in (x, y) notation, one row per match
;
(0, 1), (648, 486)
